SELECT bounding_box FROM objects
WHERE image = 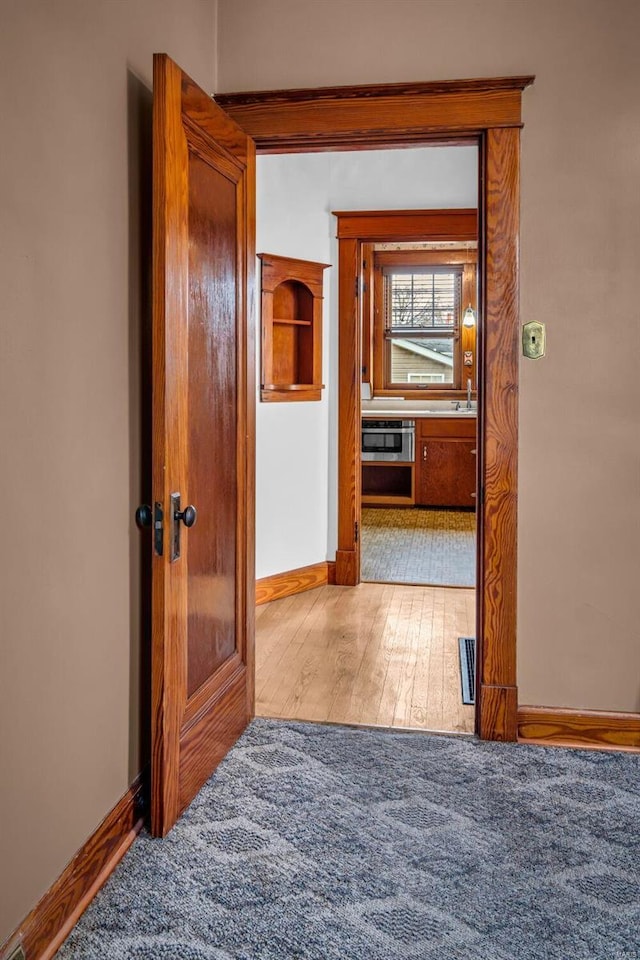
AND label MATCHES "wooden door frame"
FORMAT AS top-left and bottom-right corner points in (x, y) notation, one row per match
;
(217, 76), (534, 742)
